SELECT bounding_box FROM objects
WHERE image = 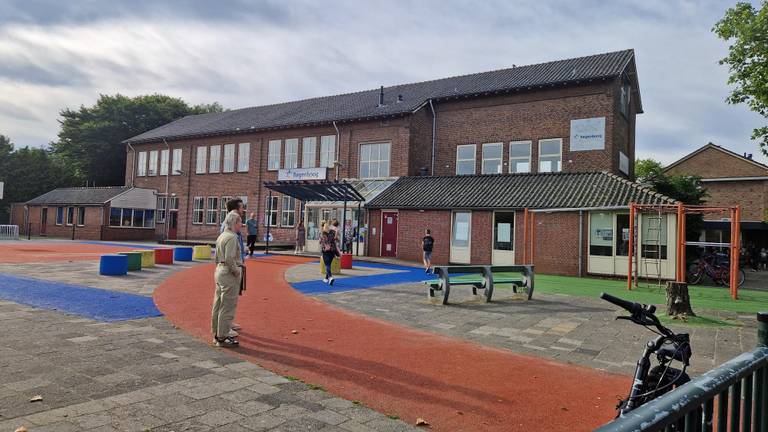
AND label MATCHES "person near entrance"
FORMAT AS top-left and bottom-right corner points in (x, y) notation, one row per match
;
(294, 221), (306, 255)
(246, 212), (259, 257)
(422, 229), (435, 274)
(211, 210), (243, 348)
(320, 222), (340, 285)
